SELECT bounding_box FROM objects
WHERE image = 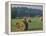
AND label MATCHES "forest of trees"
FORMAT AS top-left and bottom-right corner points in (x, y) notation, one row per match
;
(11, 7), (43, 19)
